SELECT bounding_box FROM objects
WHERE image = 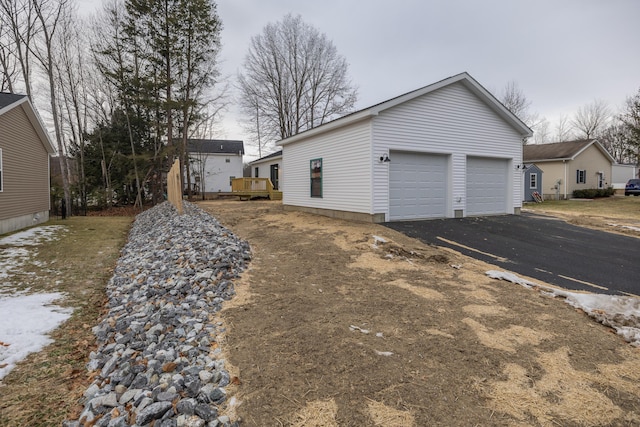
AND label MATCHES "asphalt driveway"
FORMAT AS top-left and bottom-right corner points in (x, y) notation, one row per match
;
(384, 213), (640, 297)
